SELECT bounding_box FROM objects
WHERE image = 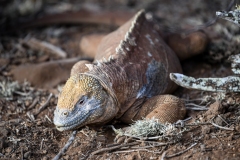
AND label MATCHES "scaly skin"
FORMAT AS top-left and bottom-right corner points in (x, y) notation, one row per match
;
(54, 10), (190, 131)
(54, 74), (118, 131)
